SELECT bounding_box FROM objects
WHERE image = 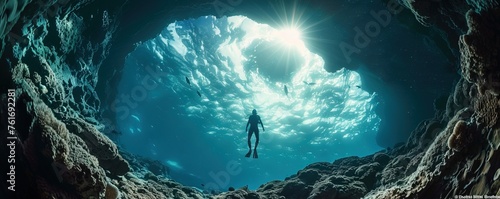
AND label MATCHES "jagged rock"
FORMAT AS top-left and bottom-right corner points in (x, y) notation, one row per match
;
(258, 180), (282, 193)
(453, 78), (473, 108)
(379, 155), (410, 185)
(214, 189), (262, 199)
(355, 162), (382, 189)
(144, 172), (159, 181)
(2, 0), (500, 198)
(373, 153), (391, 165)
(418, 120), (443, 149)
(308, 175), (366, 199)
(66, 118), (118, 160)
(473, 92), (499, 128)
(297, 169), (322, 185)
(99, 153), (130, 176)
(434, 94), (448, 112)
(332, 156), (370, 167)
(331, 156), (373, 177)
(117, 176), (206, 199)
(32, 99), (70, 163)
(459, 8), (500, 96)
(65, 118), (130, 176)
(64, 133), (107, 198)
(15, 97), (107, 198)
(405, 119), (444, 152)
(304, 162), (333, 171)
(404, 152), (423, 176)
(148, 159), (170, 176)
(280, 179), (312, 199)
(120, 151), (170, 177)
